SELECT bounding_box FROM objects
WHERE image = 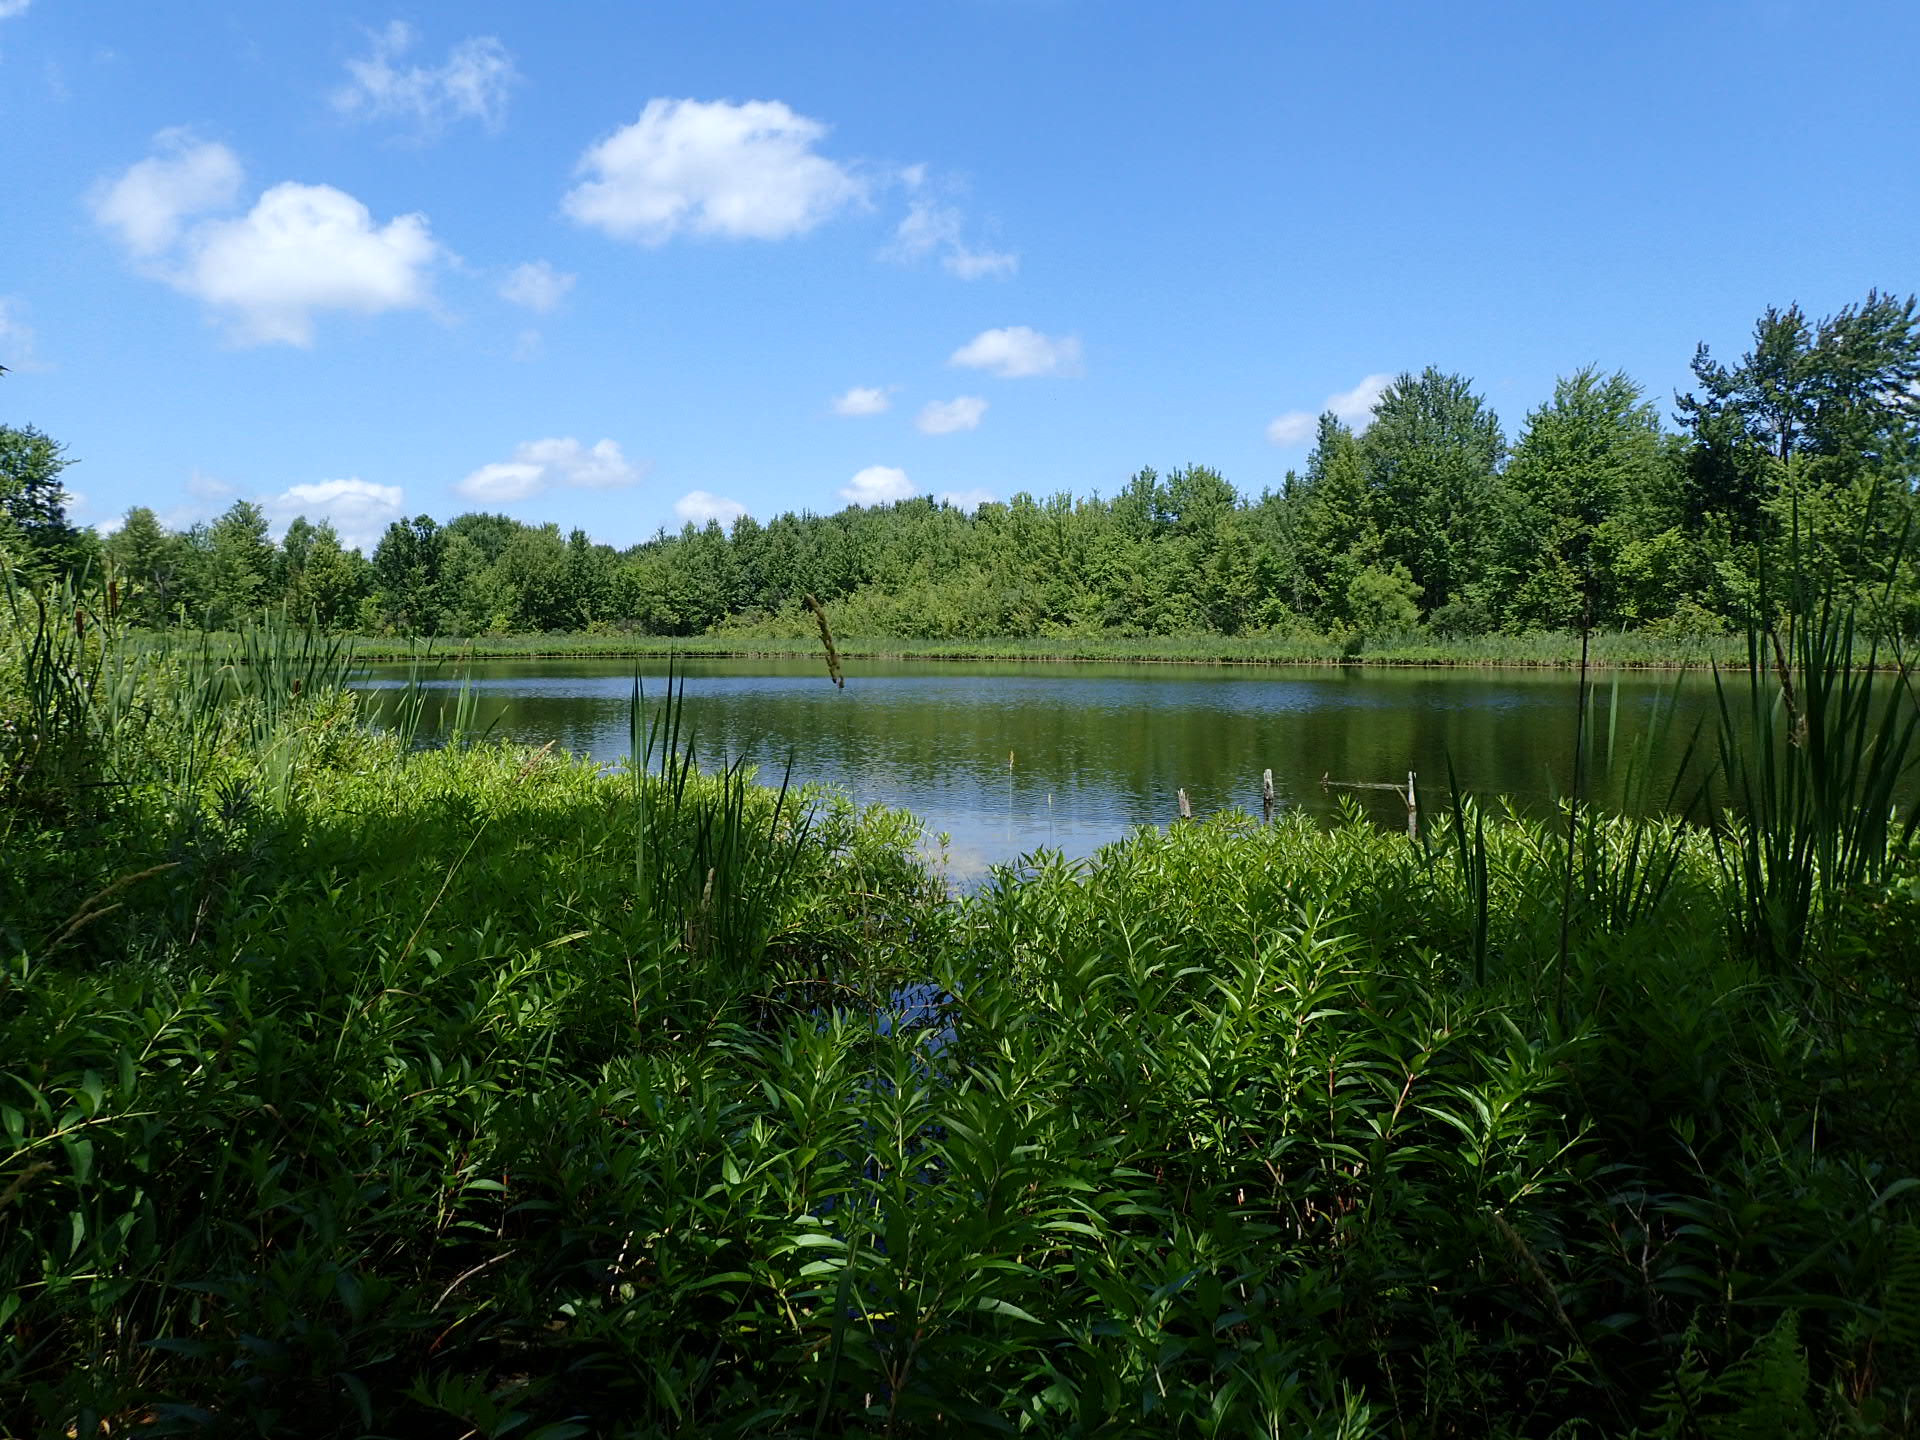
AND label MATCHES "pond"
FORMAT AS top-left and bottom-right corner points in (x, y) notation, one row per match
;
(355, 656), (1736, 884)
